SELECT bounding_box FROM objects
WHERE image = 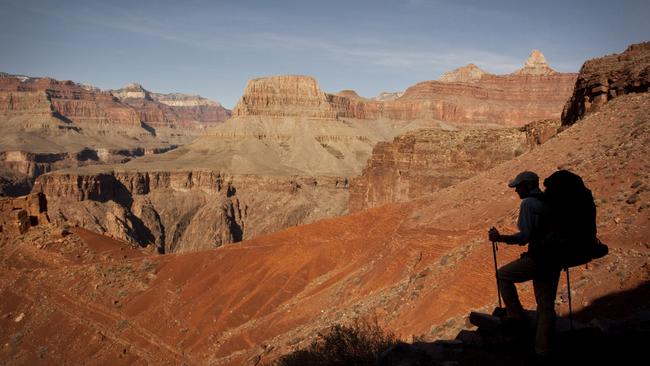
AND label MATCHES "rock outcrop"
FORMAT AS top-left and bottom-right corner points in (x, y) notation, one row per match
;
(0, 192), (47, 237)
(349, 119), (561, 211)
(562, 41), (650, 125)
